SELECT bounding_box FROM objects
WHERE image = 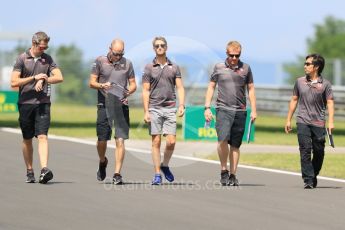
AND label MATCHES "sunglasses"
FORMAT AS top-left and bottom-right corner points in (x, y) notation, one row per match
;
(37, 45), (49, 50)
(228, 54), (240, 58)
(111, 51), (124, 57)
(304, 62), (314, 66)
(154, 44), (166, 49)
